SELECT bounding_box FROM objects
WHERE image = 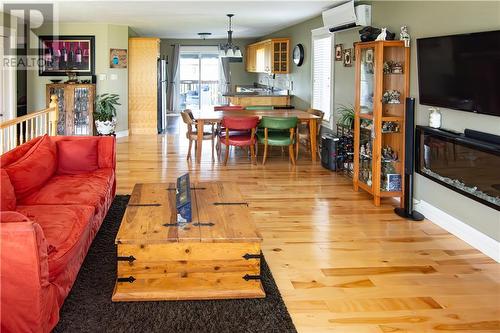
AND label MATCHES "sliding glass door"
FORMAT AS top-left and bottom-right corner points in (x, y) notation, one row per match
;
(179, 46), (220, 111)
